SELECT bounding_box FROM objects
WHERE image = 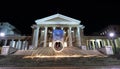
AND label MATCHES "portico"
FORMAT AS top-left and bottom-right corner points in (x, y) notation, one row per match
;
(1, 13), (120, 56)
(31, 14), (85, 48)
